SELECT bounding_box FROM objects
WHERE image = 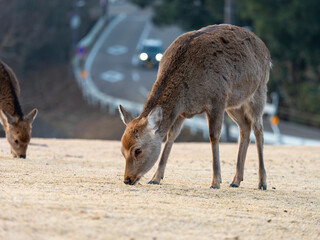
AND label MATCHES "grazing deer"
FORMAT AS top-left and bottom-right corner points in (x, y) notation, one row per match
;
(119, 24), (271, 190)
(0, 59), (38, 158)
